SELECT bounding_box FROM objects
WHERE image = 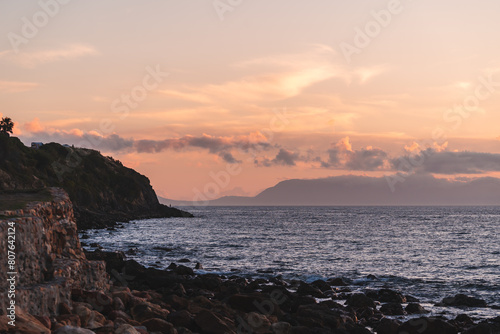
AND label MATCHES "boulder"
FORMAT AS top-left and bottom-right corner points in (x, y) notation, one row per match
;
(399, 317), (458, 334)
(272, 321), (292, 334)
(377, 289), (406, 303)
(130, 302), (170, 322)
(439, 294), (487, 308)
(297, 282), (325, 298)
(228, 293), (280, 315)
(405, 303), (429, 314)
(194, 309), (235, 334)
(115, 324), (140, 334)
(374, 318), (400, 334)
(168, 310), (194, 328)
(380, 303), (406, 316)
(54, 326), (96, 334)
(141, 318), (177, 333)
(346, 293), (376, 309)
